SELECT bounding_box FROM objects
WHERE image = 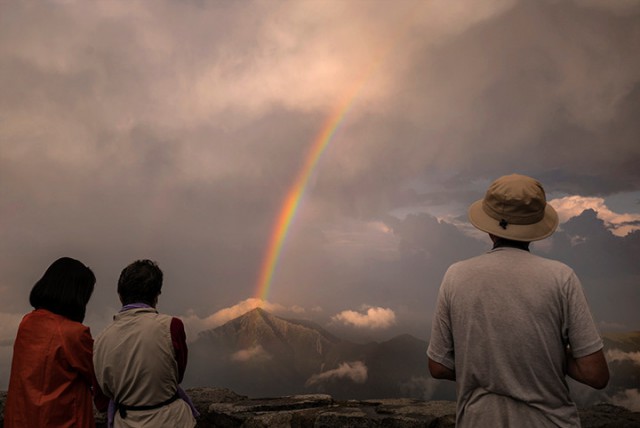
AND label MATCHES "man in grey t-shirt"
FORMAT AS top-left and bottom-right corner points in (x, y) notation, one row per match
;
(427, 174), (609, 427)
